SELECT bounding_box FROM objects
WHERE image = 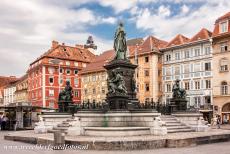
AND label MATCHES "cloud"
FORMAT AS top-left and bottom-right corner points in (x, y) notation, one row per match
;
(0, 0), (118, 76)
(181, 4), (190, 14)
(135, 0), (230, 41)
(158, 5), (171, 17)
